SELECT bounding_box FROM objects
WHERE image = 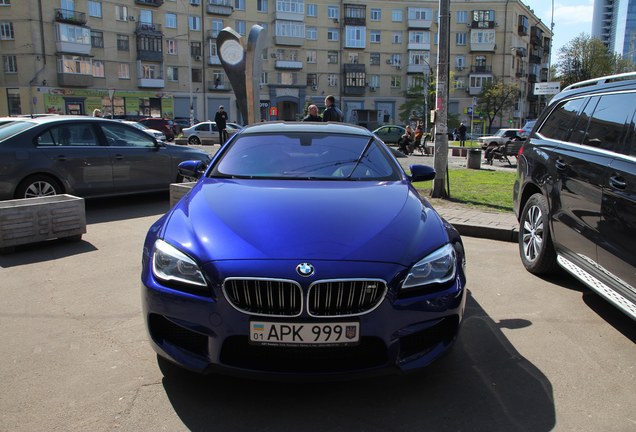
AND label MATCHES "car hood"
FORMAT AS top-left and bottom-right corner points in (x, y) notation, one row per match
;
(161, 179), (449, 266)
